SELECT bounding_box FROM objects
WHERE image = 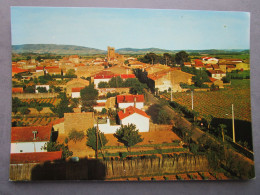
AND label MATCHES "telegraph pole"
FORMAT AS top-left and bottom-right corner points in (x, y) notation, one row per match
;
(171, 87), (173, 101)
(232, 104), (235, 143)
(96, 118), (99, 159)
(191, 90), (194, 110)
